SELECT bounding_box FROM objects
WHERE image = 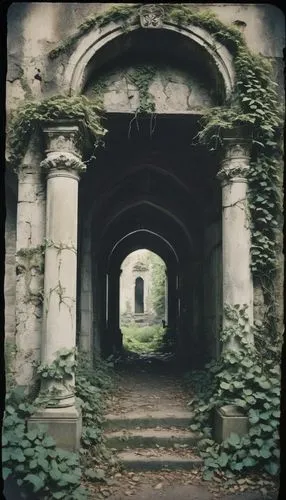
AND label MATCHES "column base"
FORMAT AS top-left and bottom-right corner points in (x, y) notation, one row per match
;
(213, 405), (248, 443)
(28, 405), (82, 451)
